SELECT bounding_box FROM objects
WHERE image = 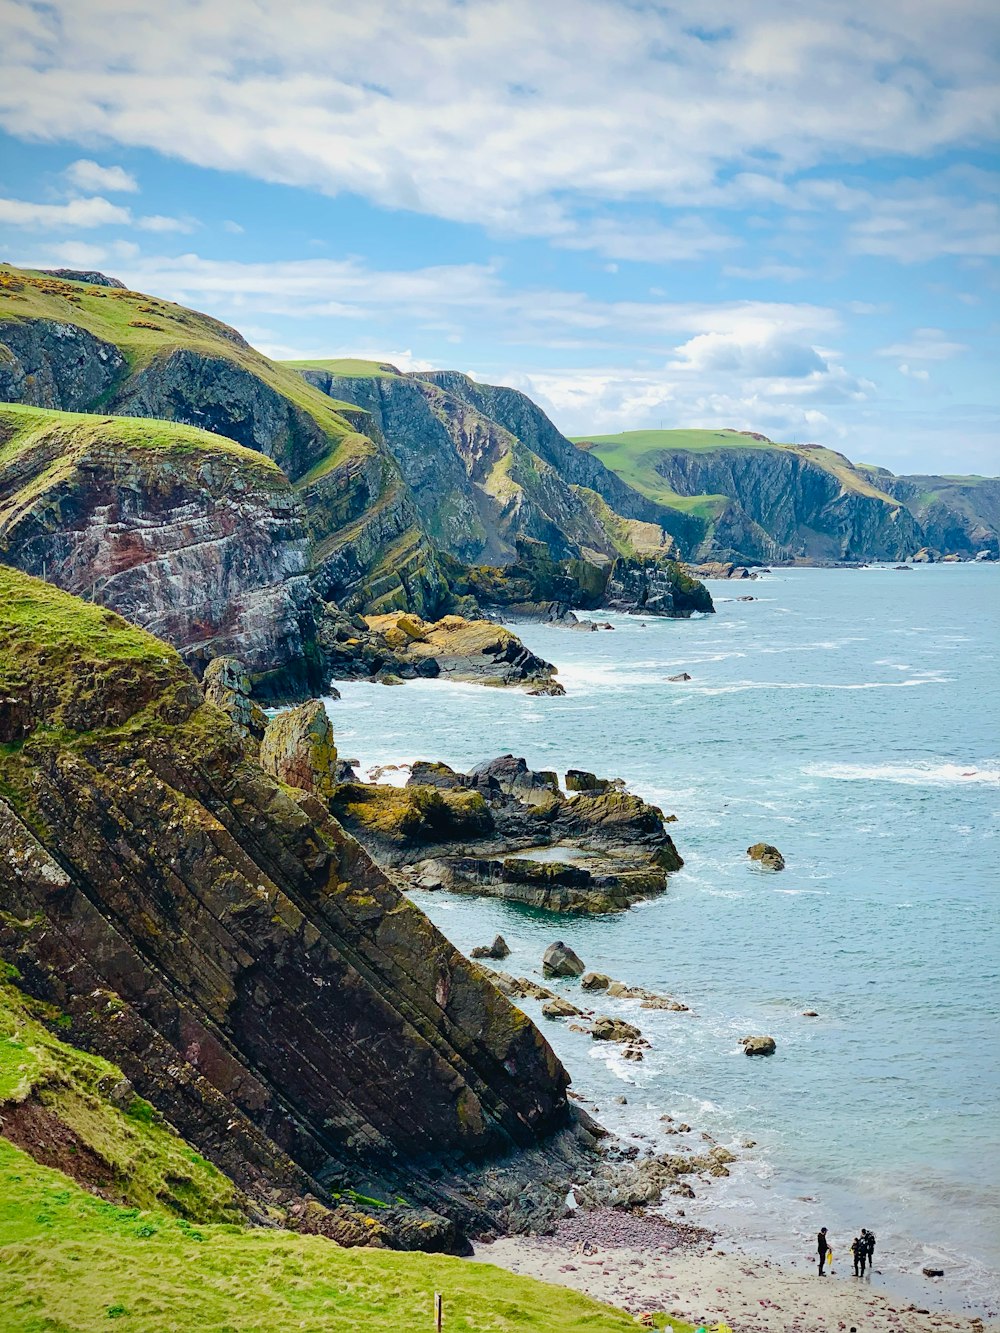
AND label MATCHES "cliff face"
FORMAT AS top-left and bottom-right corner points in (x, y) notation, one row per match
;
(577, 430), (928, 562)
(0, 569), (574, 1240)
(657, 446), (922, 560)
(873, 471), (1000, 556)
(0, 404), (319, 695)
(298, 365), (617, 567)
(0, 267), (445, 620)
(419, 371), (705, 552)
